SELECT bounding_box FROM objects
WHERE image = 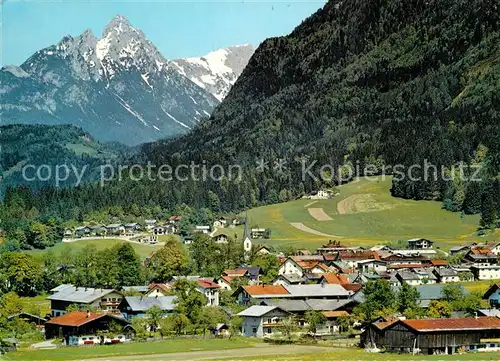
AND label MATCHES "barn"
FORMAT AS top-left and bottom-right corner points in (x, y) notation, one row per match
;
(379, 317), (500, 355)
